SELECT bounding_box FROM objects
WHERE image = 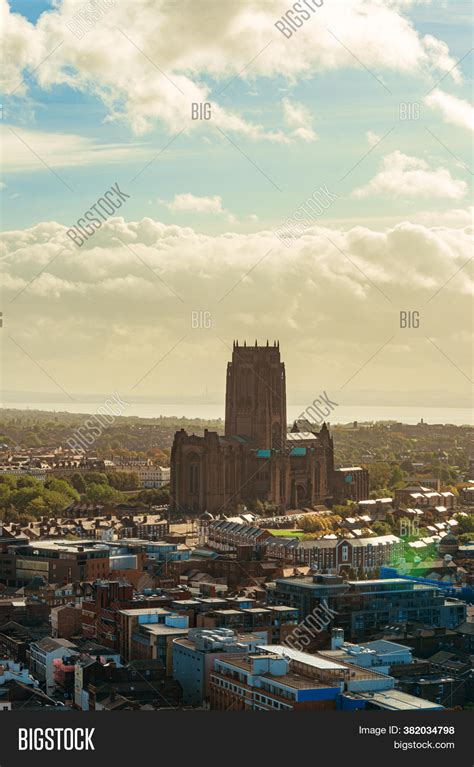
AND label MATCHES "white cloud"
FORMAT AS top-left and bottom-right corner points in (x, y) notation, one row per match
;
(422, 35), (463, 85)
(366, 130), (381, 147)
(2, 215), (472, 397)
(353, 151), (467, 200)
(1, 124), (153, 171)
(412, 206), (473, 227)
(0, 0), (463, 140)
(282, 98), (318, 142)
(424, 88), (474, 132)
(165, 193), (236, 222)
